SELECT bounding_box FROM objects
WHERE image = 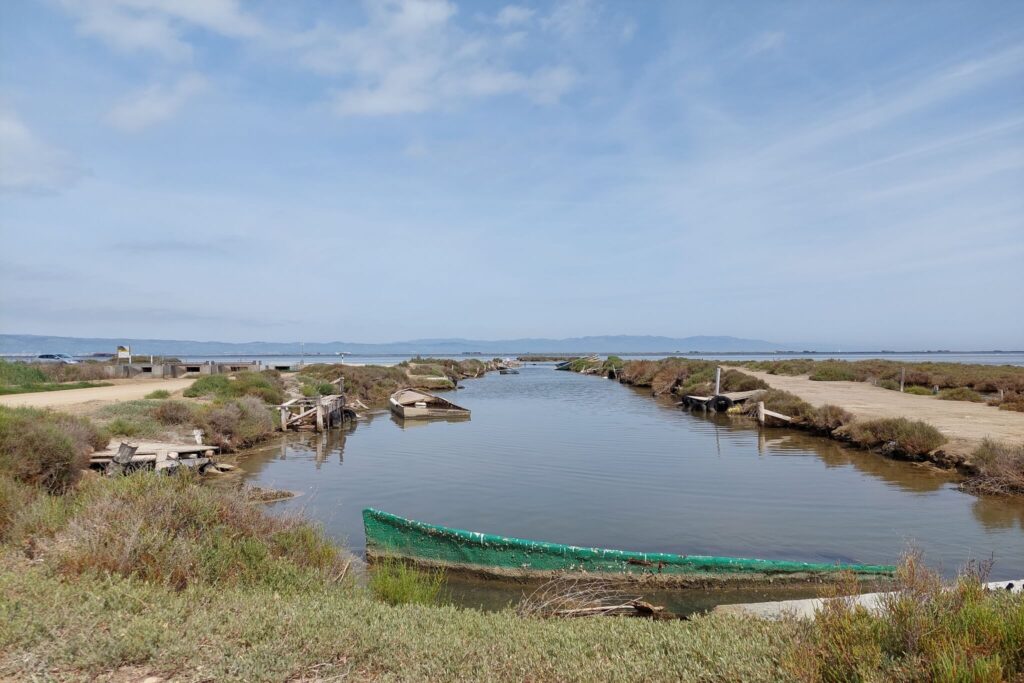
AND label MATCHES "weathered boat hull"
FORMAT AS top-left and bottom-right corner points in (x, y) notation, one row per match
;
(389, 401), (470, 419)
(363, 509), (896, 587)
(388, 389), (470, 420)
